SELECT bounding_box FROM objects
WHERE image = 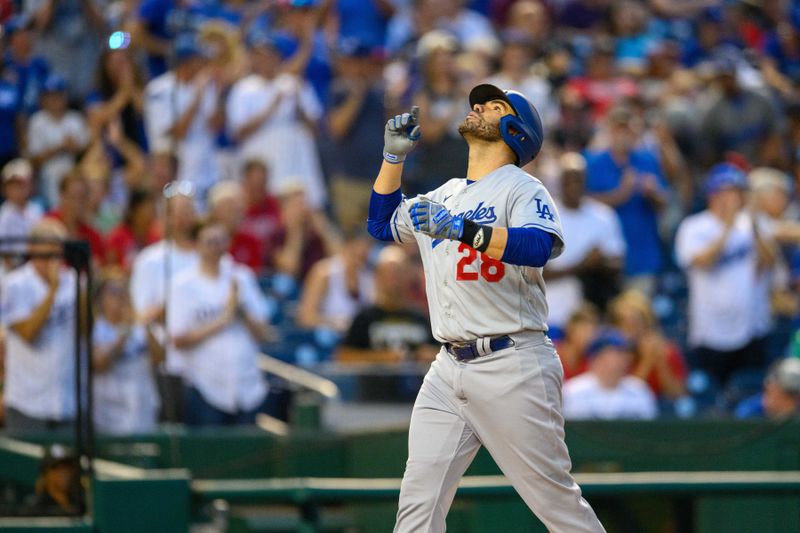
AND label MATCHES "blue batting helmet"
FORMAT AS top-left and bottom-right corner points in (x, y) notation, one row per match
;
(468, 84), (544, 167)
